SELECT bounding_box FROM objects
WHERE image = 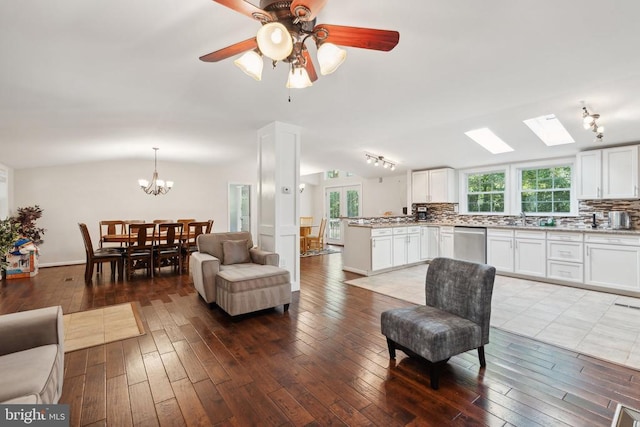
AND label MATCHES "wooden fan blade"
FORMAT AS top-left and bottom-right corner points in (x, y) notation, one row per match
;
(212, 0), (273, 21)
(313, 24), (399, 51)
(199, 37), (258, 62)
(302, 49), (318, 82)
(290, 0), (327, 22)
